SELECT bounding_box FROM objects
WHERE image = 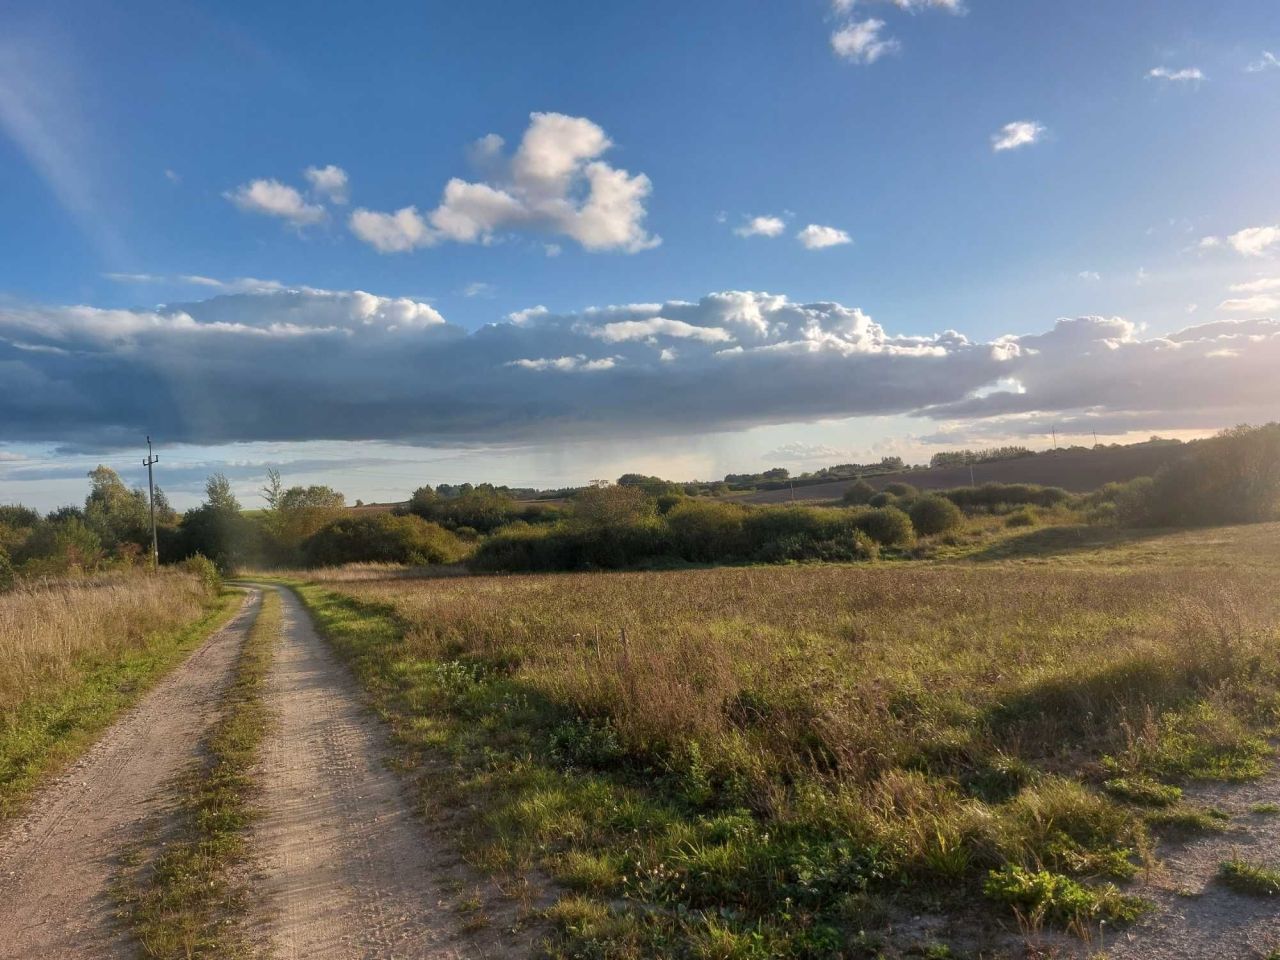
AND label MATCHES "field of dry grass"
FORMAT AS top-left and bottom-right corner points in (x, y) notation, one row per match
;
(291, 521), (1280, 957)
(0, 570), (226, 818)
